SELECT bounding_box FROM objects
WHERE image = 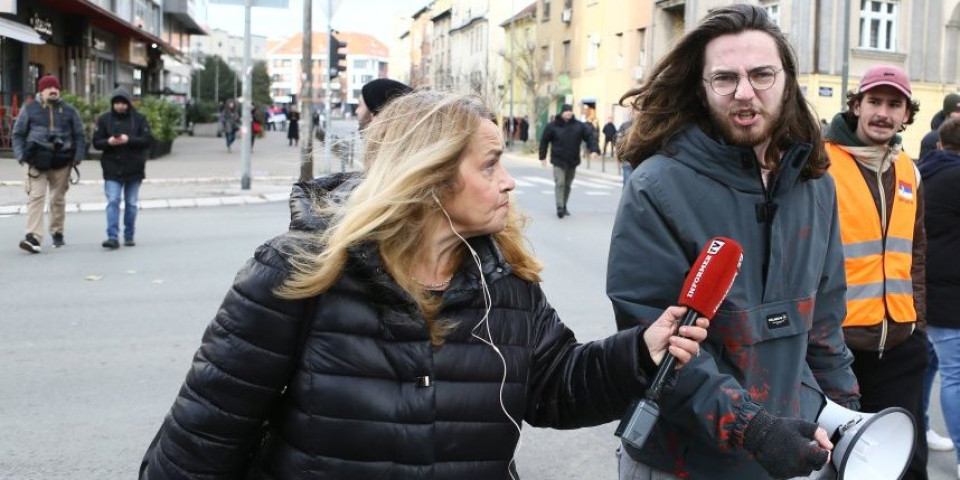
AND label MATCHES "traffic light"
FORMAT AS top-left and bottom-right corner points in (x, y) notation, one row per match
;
(328, 35), (347, 80)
